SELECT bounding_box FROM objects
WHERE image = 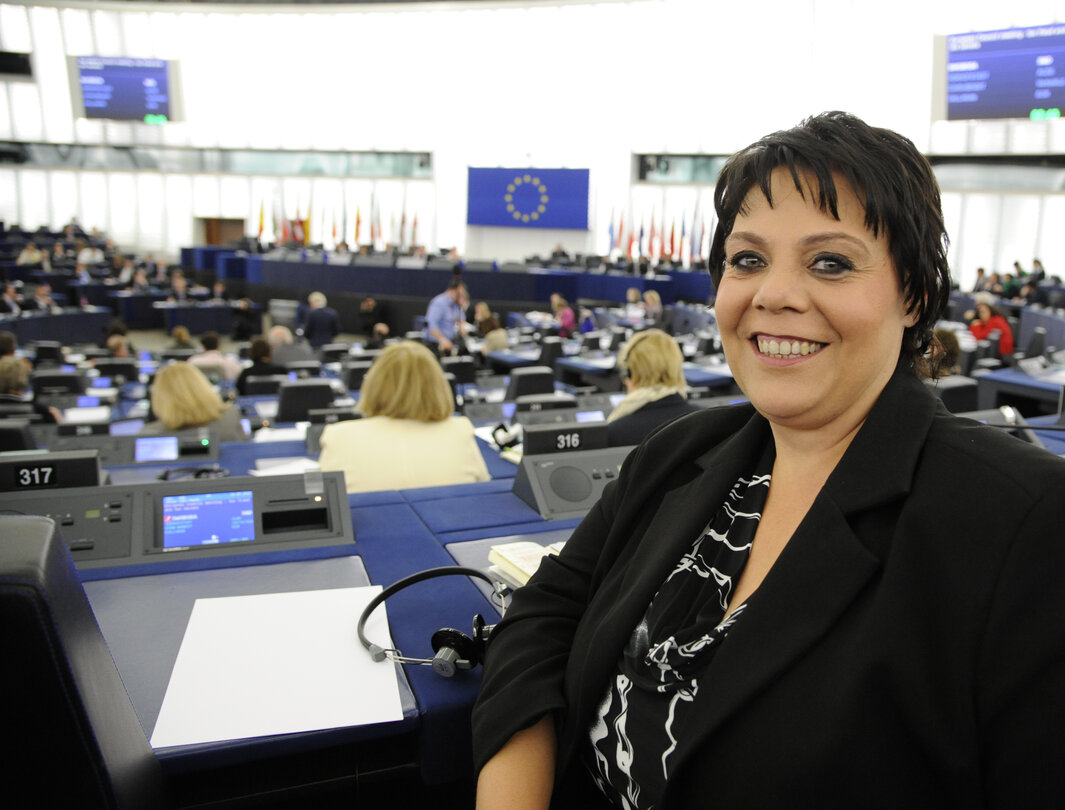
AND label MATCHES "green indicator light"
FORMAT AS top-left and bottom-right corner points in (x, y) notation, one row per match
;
(1048, 108), (1061, 119)
(201, 438), (210, 446)
(143, 114), (168, 125)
